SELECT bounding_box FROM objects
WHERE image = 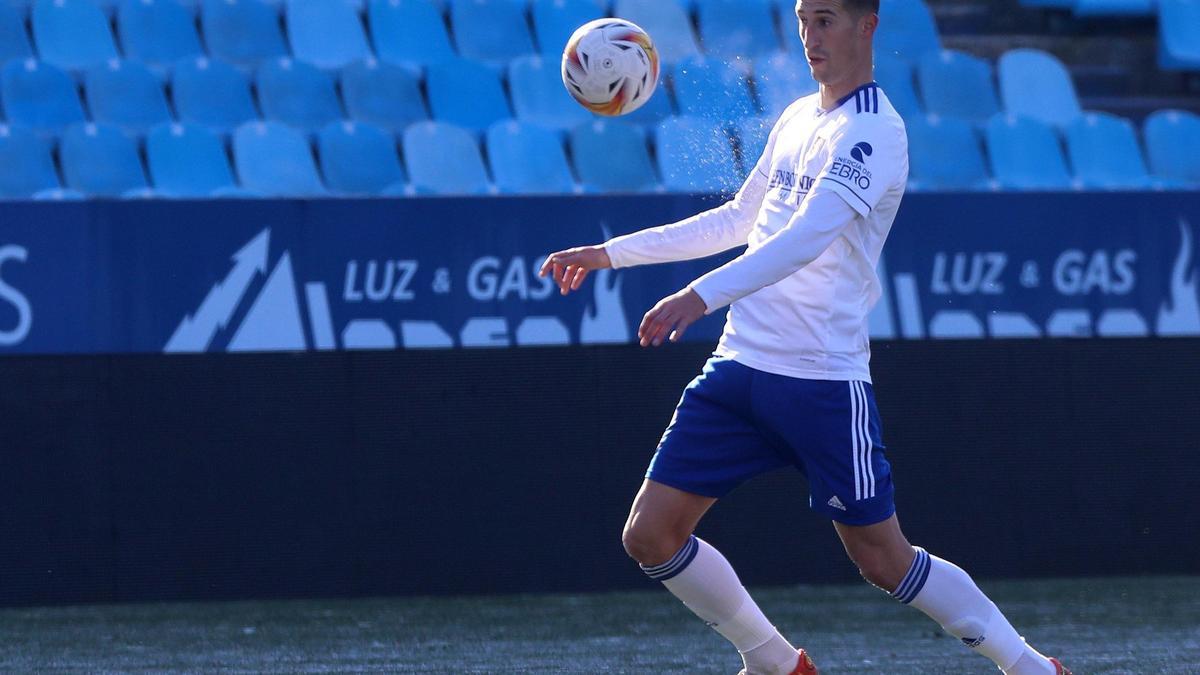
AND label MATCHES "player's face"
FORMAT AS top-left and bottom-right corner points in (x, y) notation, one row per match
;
(795, 0), (872, 86)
